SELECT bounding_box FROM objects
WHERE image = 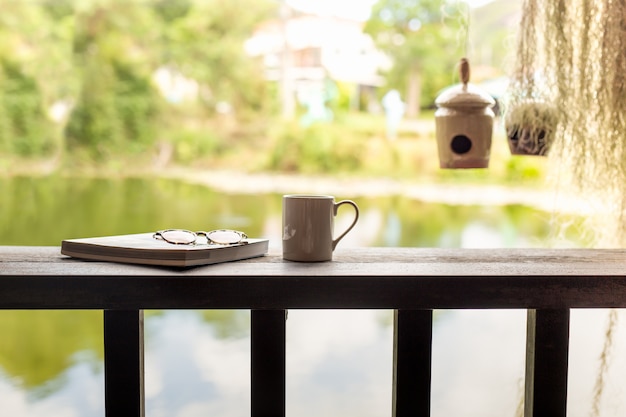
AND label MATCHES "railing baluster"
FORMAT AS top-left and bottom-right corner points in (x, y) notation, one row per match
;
(104, 309), (145, 417)
(251, 309), (287, 417)
(393, 309), (433, 417)
(524, 308), (570, 417)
